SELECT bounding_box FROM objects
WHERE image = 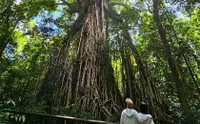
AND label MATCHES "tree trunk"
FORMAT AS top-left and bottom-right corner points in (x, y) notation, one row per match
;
(184, 56), (200, 93)
(0, 28), (9, 58)
(37, 0), (122, 119)
(108, 8), (161, 118)
(153, 0), (190, 122)
(0, 42), (6, 57)
(122, 30), (159, 118)
(118, 33), (136, 105)
(166, 14), (200, 95)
